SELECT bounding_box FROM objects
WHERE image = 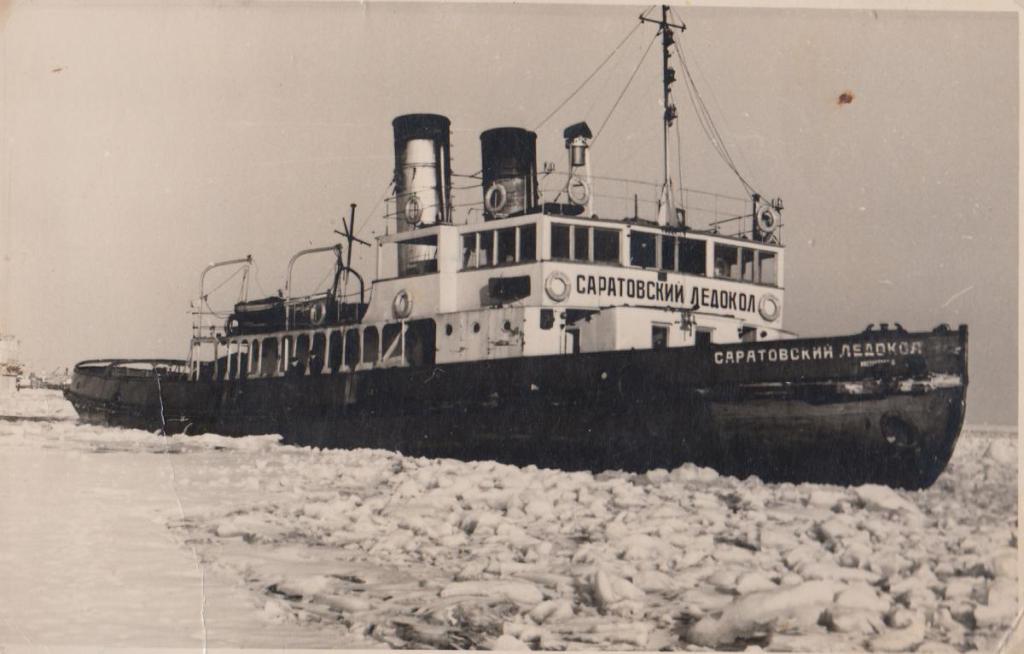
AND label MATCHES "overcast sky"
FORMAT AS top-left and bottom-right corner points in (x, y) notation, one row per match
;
(0, 2), (1017, 424)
